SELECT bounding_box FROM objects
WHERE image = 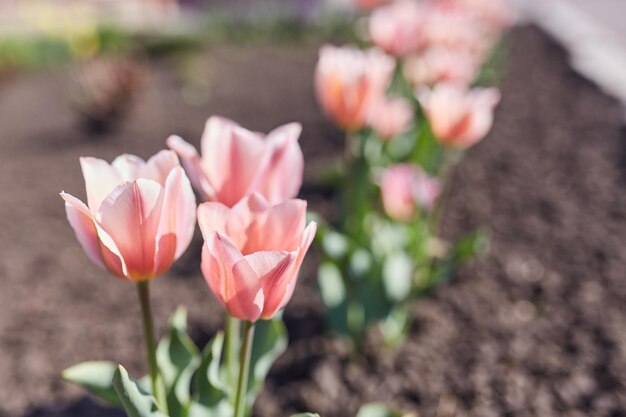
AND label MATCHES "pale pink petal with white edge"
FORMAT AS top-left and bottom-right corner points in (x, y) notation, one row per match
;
(79, 157), (122, 212)
(111, 154), (146, 183)
(139, 150), (180, 186)
(201, 116), (266, 206)
(60, 192), (104, 268)
(154, 166), (196, 274)
(167, 135), (217, 202)
(251, 123), (304, 204)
